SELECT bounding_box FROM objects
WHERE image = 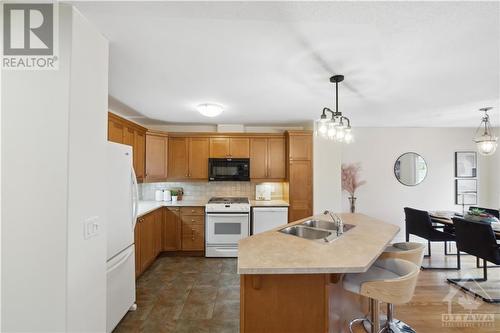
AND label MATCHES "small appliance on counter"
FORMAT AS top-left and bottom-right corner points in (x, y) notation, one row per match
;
(163, 189), (171, 202)
(255, 184), (272, 201)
